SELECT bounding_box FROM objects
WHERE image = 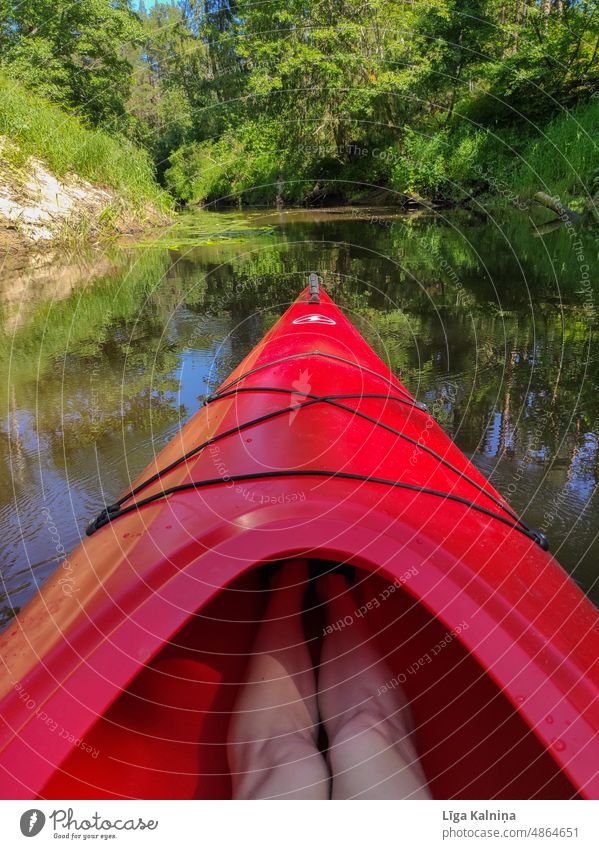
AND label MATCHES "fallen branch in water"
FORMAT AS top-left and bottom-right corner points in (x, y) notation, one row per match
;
(533, 192), (581, 222)
(532, 218), (566, 237)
